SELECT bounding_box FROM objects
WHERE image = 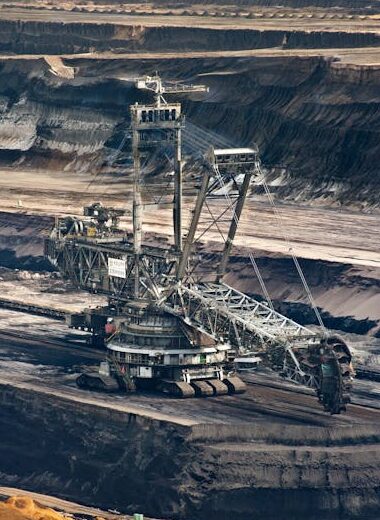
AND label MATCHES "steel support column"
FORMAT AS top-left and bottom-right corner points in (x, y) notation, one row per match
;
(217, 171), (252, 281)
(176, 169), (211, 280)
(174, 128), (183, 252)
(132, 128), (142, 297)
